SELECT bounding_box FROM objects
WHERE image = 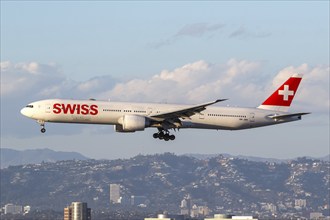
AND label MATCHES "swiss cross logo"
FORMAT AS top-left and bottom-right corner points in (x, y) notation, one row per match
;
(278, 85), (294, 101)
